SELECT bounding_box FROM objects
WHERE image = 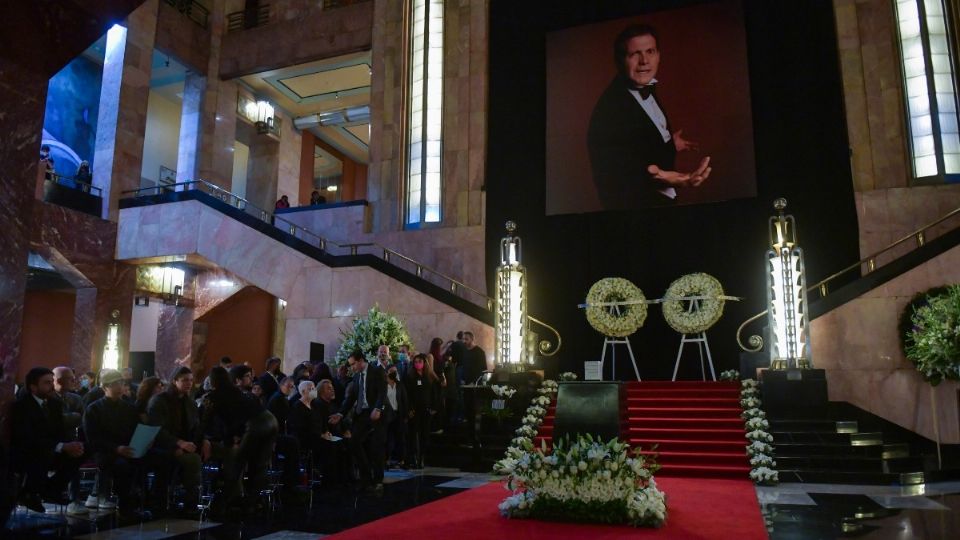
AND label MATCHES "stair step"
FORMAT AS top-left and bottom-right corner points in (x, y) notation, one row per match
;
(776, 469), (926, 486)
(639, 450), (748, 466)
(626, 407), (743, 419)
(626, 389), (741, 398)
(627, 397), (741, 408)
(626, 381), (740, 389)
(769, 419), (859, 433)
(772, 431), (884, 446)
(628, 418), (746, 429)
(655, 463), (751, 478)
(629, 438), (748, 453)
(775, 442), (911, 459)
(776, 455), (925, 473)
(625, 427), (746, 441)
